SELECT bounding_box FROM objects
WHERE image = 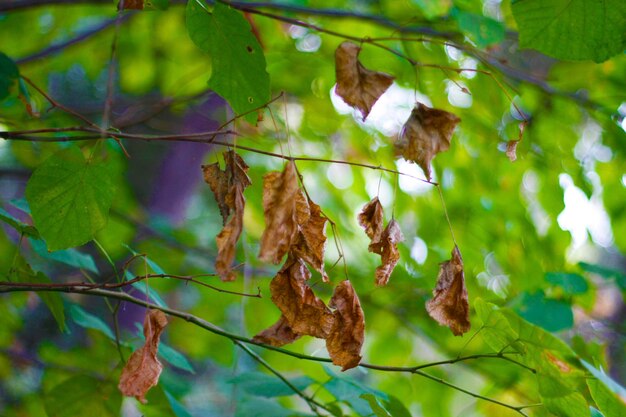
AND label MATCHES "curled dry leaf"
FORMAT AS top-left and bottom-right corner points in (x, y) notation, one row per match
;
(118, 309), (168, 403)
(370, 219), (404, 286)
(269, 256), (334, 339)
(506, 140), (519, 162)
(426, 246), (470, 336)
(358, 197), (384, 250)
(335, 41), (394, 121)
(326, 280), (365, 371)
(395, 102), (460, 180)
(118, 0), (144, 10)
(202, 151), (251, 281)
(358, 198), (404, 285)
(259, 161), (300, 264)
(252, 315), (301, 347)
(291, 191), (329, 282)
